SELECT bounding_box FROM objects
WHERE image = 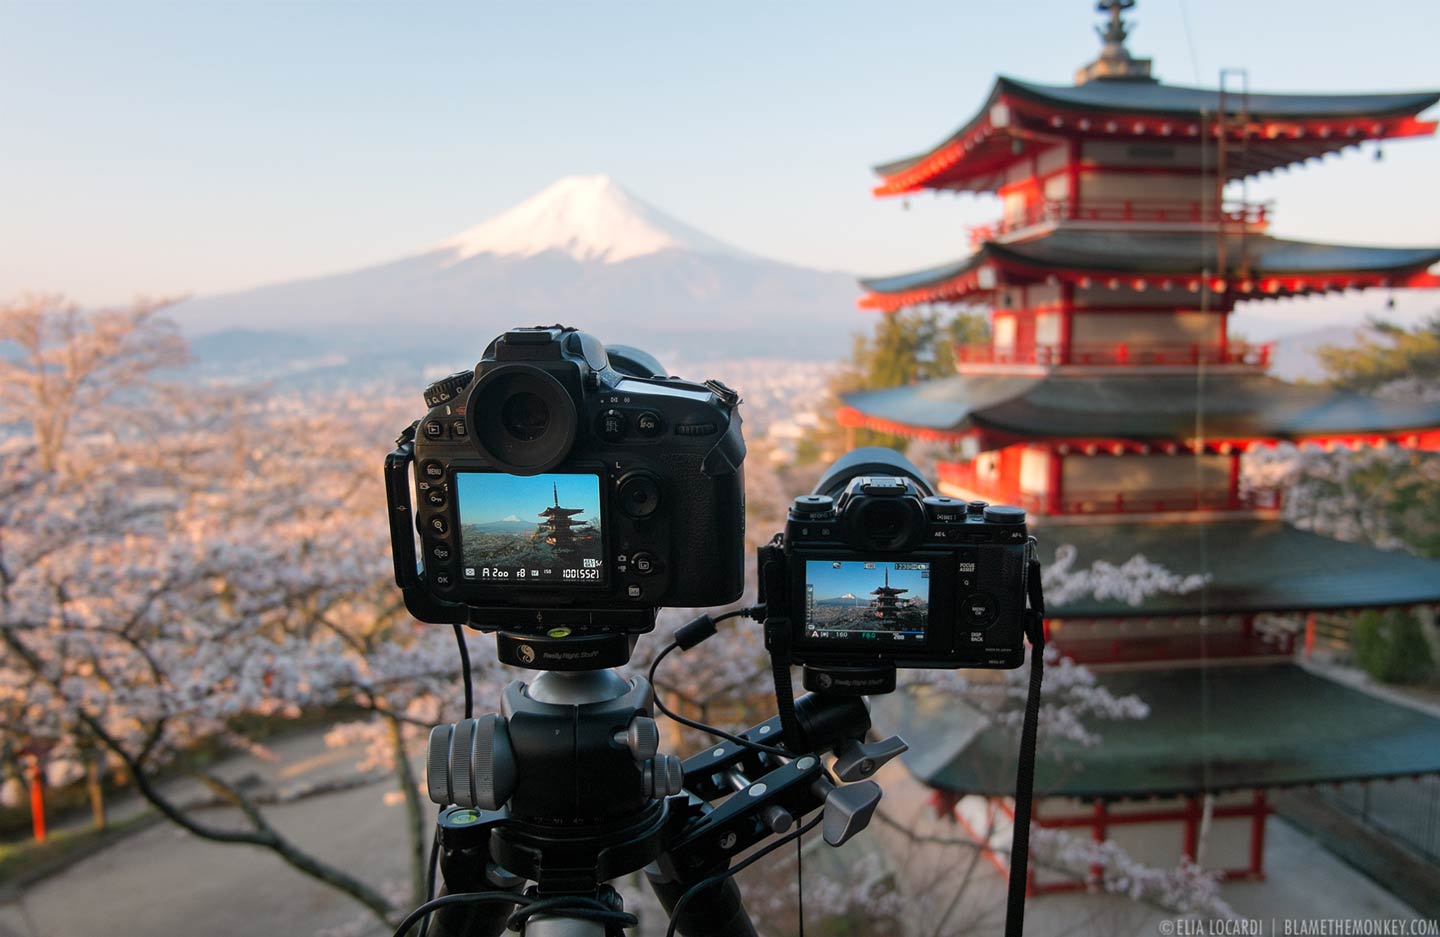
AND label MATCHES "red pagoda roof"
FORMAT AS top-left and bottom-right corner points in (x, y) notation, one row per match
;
(873, 76), (1439, 196)
(837, 371), (1440, 447)
(858, 230), (1440, 310)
